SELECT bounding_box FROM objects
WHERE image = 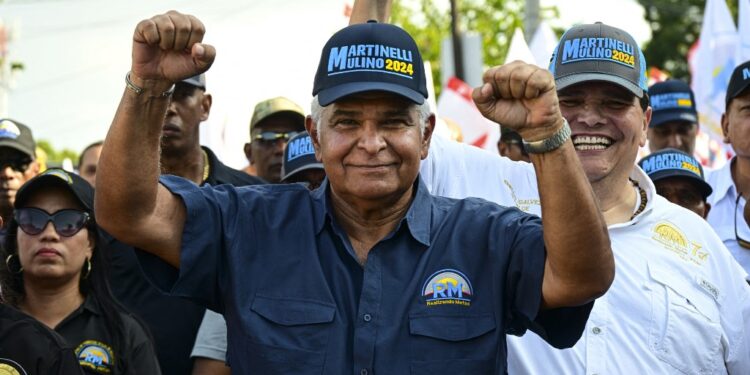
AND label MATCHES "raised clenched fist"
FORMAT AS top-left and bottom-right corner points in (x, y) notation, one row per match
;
(130, 10), (215, 87)
(472, 61), (565, 142)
